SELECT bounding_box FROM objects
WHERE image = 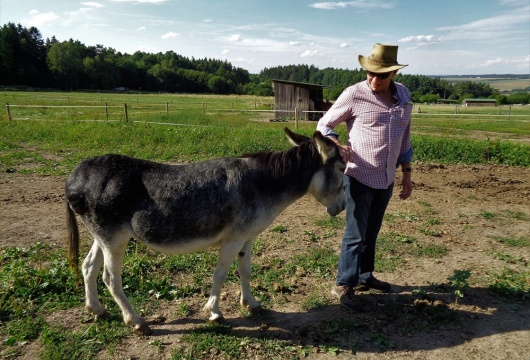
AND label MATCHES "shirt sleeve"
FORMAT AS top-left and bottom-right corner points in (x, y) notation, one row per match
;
(316, 87), (353, 140)
(396, 146), (413, 167)
(396, 85), (413, 167)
